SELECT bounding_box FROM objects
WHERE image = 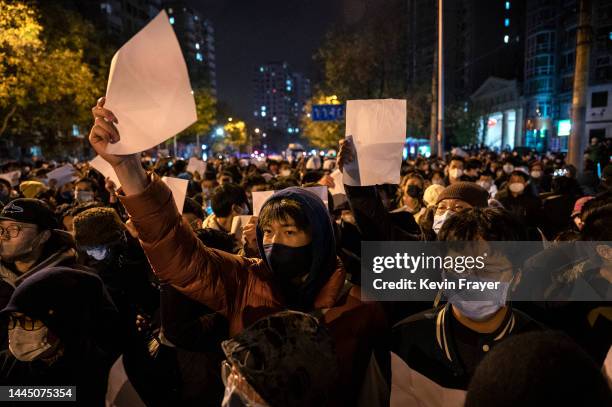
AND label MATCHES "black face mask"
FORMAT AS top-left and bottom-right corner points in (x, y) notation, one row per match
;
(406, 185), (423, 198)
(263, 243), (312, 281)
